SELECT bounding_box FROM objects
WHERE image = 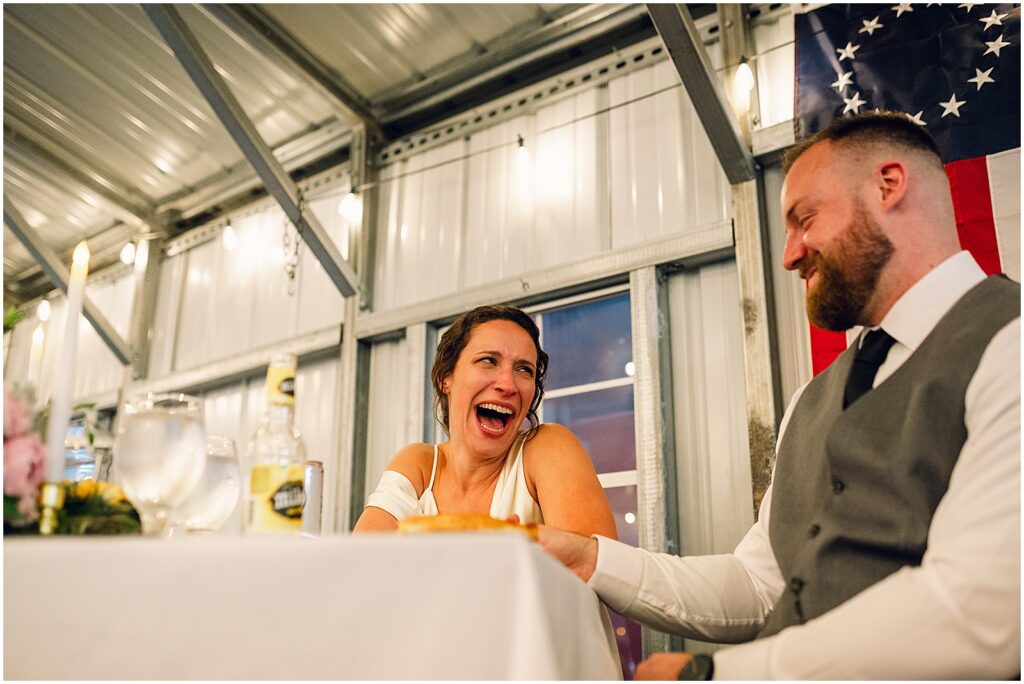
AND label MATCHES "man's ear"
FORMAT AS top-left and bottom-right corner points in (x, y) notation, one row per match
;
(875, 160), (909, 210)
